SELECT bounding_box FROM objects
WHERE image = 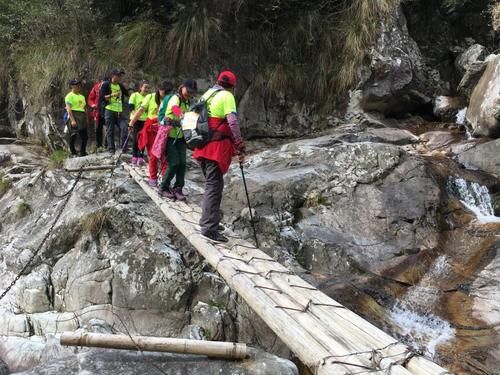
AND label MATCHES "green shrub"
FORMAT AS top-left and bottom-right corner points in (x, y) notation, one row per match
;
(49, 149), (70, 169)
(0, 174), (11, 198)
(16, 200), (31, 218)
